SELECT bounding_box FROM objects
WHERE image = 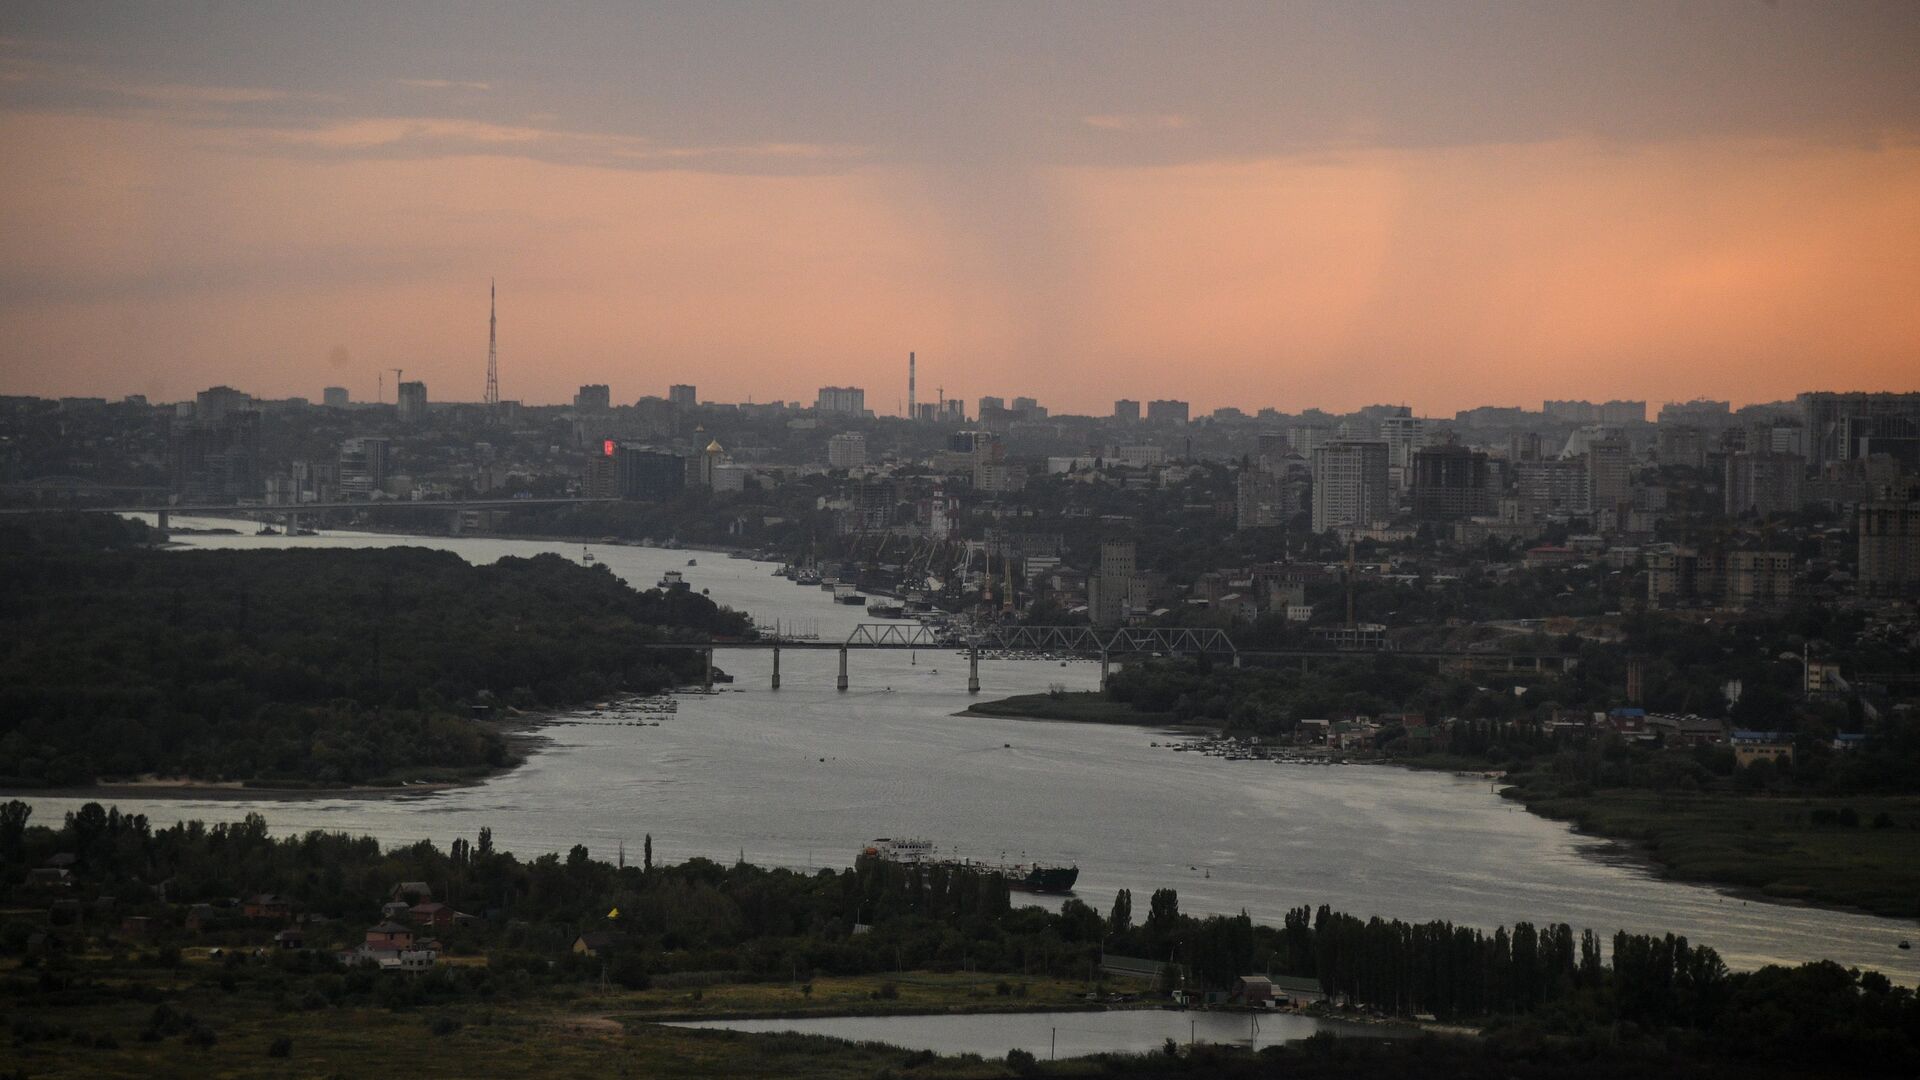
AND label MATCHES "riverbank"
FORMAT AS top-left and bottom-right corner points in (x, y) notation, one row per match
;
(1506, 786), (1920, 920)
(0, 710), (566, 802)
(963, 690), (1180, 727)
